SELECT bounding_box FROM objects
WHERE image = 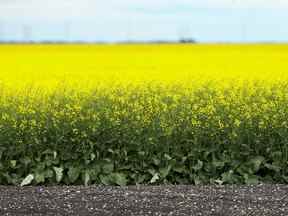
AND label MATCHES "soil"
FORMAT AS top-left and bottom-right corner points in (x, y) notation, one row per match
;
(0, 184), (288, 215)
